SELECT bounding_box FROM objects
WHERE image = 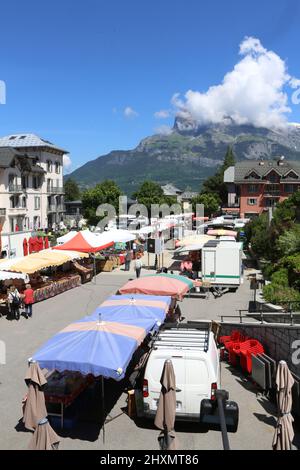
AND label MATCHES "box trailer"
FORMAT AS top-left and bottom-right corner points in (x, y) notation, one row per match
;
(201, 241), (243, 288)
